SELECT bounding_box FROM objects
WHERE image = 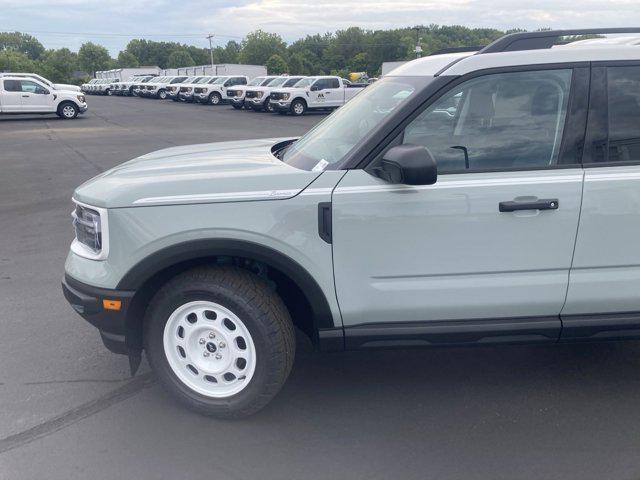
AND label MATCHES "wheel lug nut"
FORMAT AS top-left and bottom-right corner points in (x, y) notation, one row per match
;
(203, 351), (210, 357)
(199, 338), (205, 345)
(219, 342), (226, 348)
(215, 353), (222, 360)
(208, 332), (216, 339)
